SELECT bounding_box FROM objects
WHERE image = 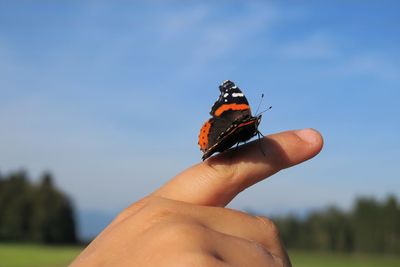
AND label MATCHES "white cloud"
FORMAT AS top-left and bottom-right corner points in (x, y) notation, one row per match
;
(156, 2), (279, 78)
(160, 4), (210, 41)
(275, 31), (400, 82)
(278, 32), (337, 60)
(342, 54), (400, 81)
